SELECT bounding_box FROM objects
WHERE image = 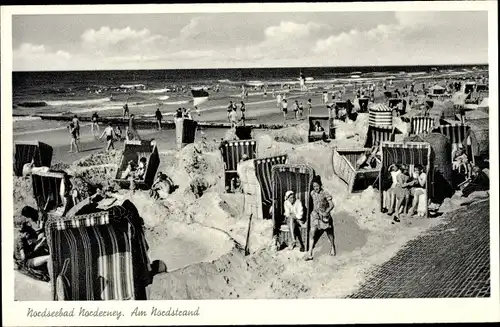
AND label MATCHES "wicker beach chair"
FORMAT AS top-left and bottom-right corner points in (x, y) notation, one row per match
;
(253, 155), (288, 219)
(114, 140), (160, 190)
(220, 139), (257, 192)
(14, 141), (53, 177)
